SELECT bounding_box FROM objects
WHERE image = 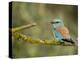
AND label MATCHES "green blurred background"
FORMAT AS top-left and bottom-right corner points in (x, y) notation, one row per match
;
(11, 2), (78, 58)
